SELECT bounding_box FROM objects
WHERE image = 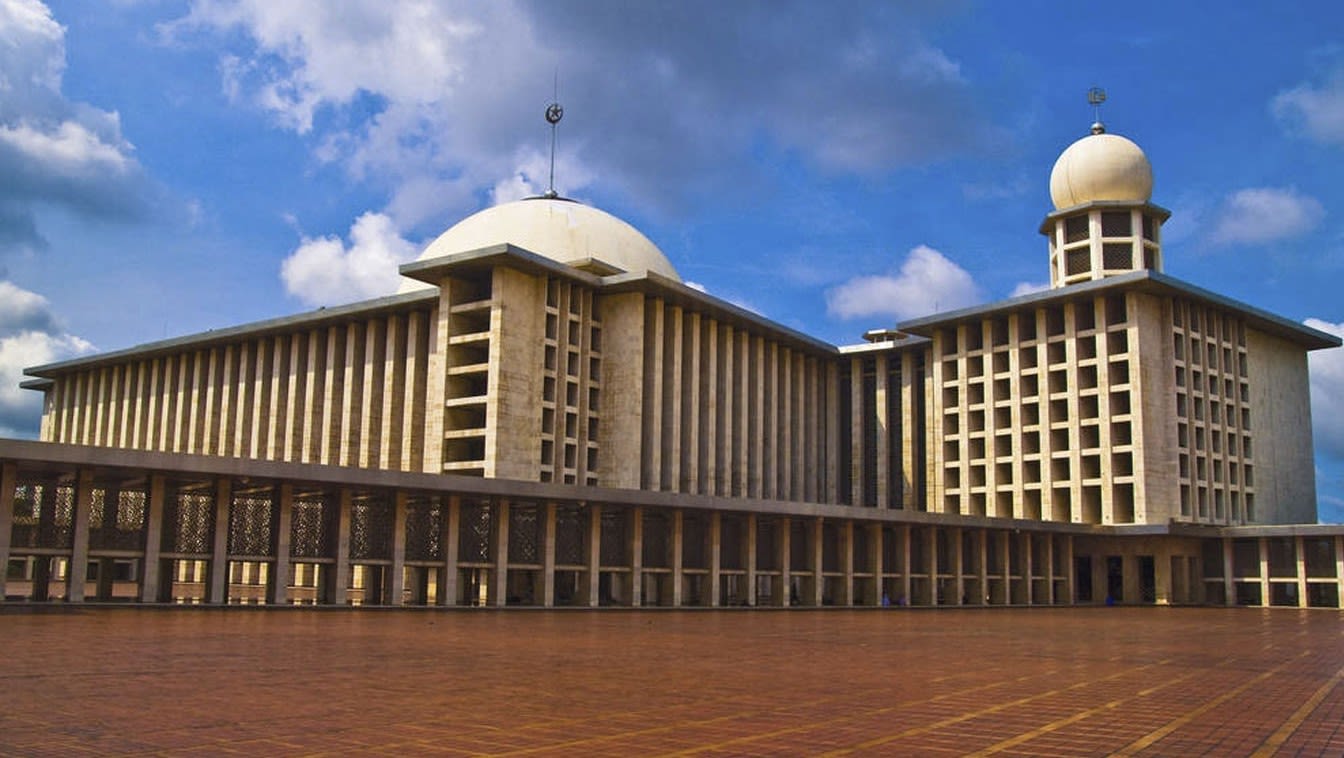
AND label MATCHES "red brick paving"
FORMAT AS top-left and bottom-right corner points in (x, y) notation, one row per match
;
(1, 606), (1341, 756)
